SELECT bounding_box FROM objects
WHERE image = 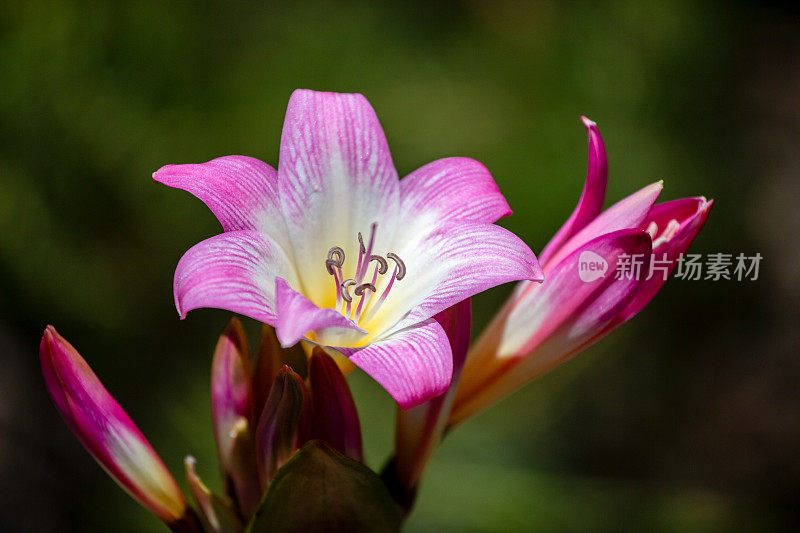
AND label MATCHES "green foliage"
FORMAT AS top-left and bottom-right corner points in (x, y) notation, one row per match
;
(247, 440), (402, 533)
